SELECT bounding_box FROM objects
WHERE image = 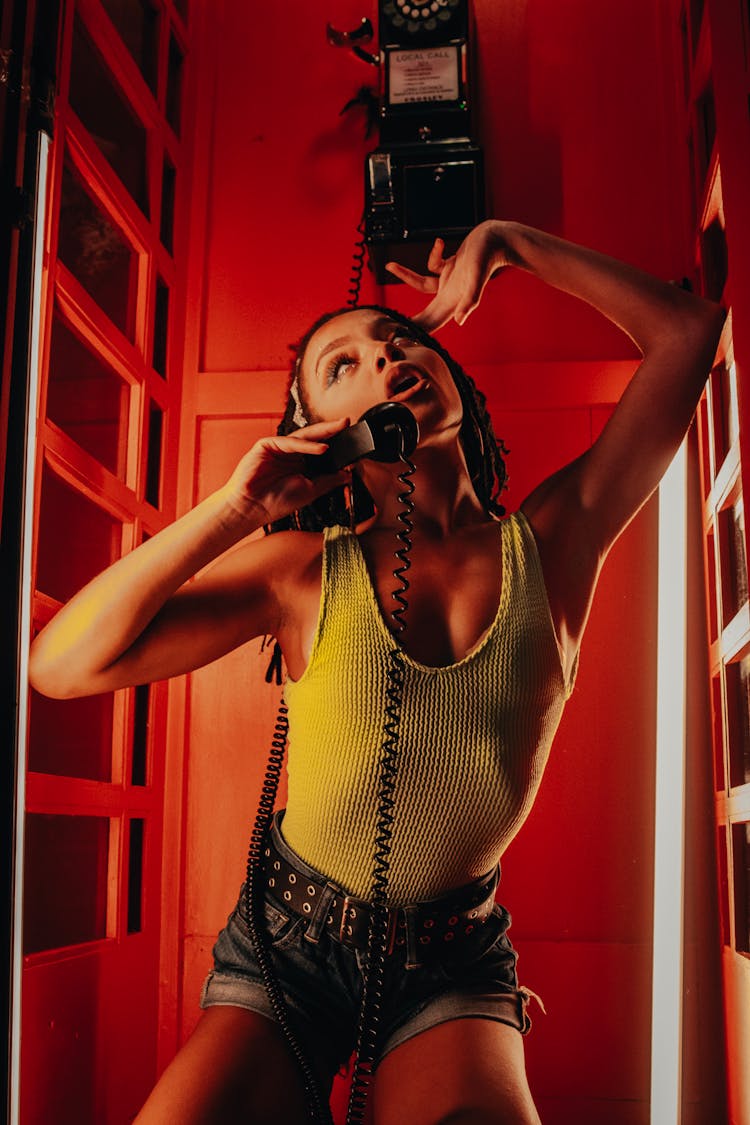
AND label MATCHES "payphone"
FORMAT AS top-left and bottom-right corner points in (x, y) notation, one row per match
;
(365, 0), (485, 283)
